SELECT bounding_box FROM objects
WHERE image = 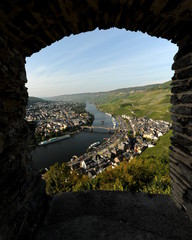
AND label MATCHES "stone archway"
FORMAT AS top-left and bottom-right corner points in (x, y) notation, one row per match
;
(0, 1), (192, 239)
